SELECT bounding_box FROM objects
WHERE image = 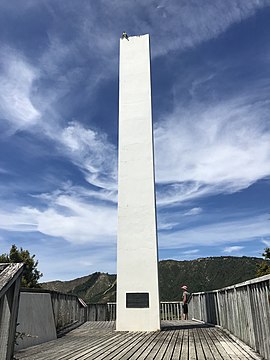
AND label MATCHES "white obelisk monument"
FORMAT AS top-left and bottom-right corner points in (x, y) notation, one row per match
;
(116, 34), (160, 331)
